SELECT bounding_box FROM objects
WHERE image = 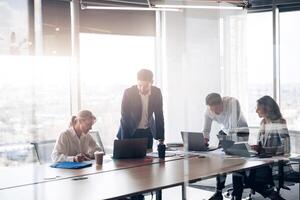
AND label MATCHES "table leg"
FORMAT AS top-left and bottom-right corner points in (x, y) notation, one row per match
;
(182, 184), (187, 200)
(278, 160), (284, 194)
(298, 162), (300, 200)
(156, 190), (162, 200)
